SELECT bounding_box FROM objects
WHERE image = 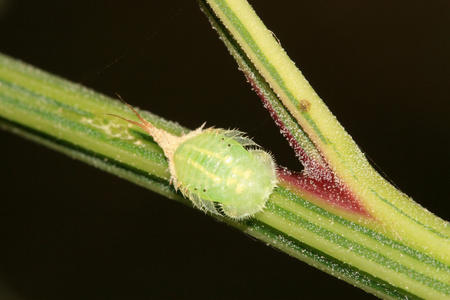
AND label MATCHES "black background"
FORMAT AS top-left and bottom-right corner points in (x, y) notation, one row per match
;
(0, 1), (449, 299)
